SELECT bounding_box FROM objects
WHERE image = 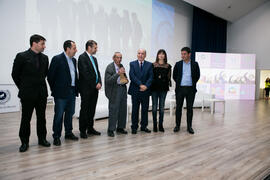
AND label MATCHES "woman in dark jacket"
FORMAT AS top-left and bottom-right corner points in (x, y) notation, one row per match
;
(151, 49), (171, 132)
